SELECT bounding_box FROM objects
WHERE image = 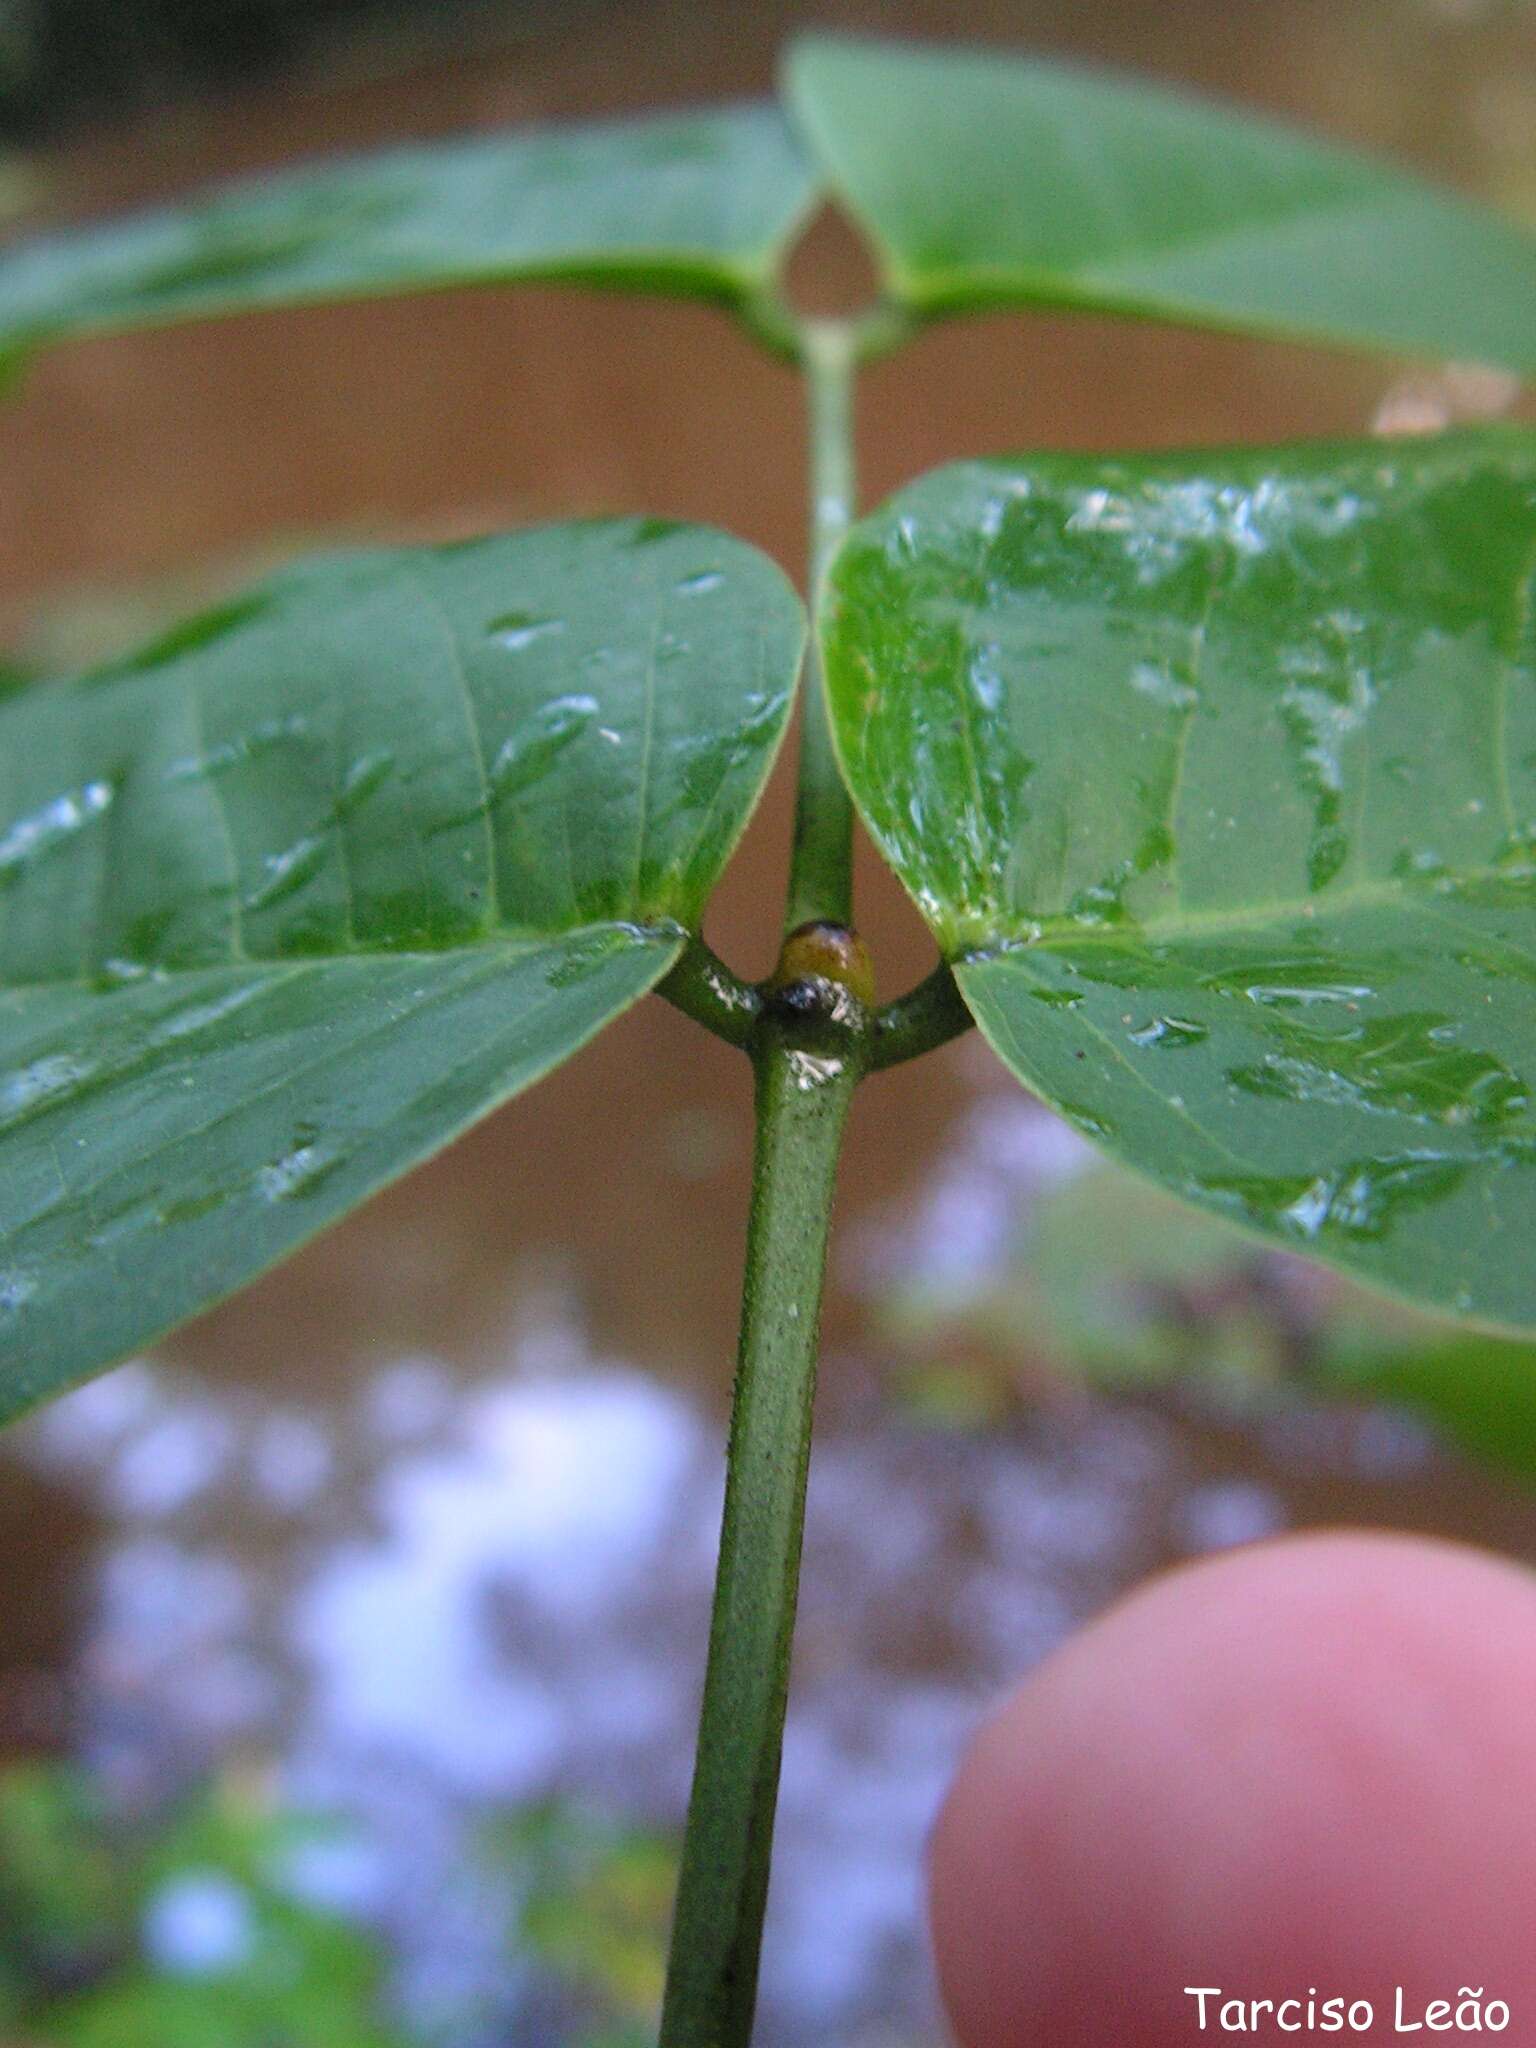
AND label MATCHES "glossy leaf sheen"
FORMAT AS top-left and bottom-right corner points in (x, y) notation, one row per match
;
(822, 430), (1536, 1330)
(0, 102), (816, 383)
(787, 35), (1536, 372)
(0, 521), (803, 1410)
